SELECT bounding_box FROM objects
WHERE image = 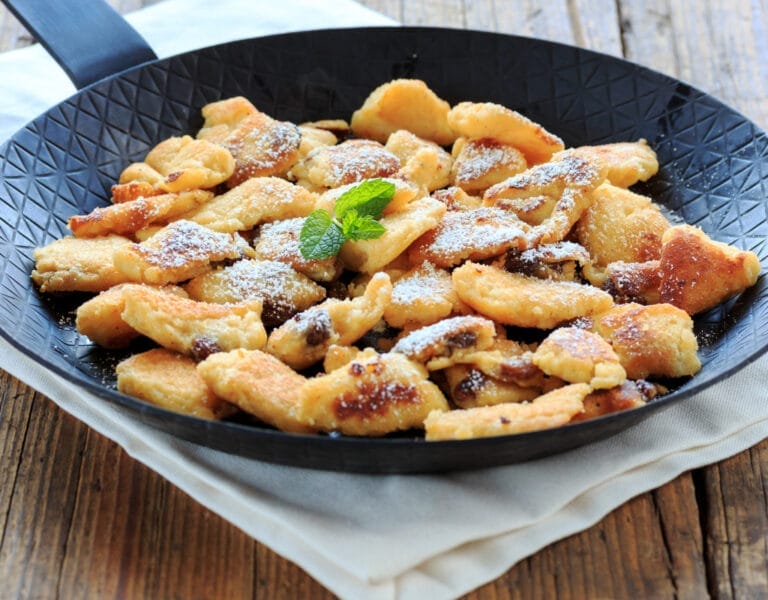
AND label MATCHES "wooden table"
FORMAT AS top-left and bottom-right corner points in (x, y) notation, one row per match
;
(1, 0), (766, 597)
